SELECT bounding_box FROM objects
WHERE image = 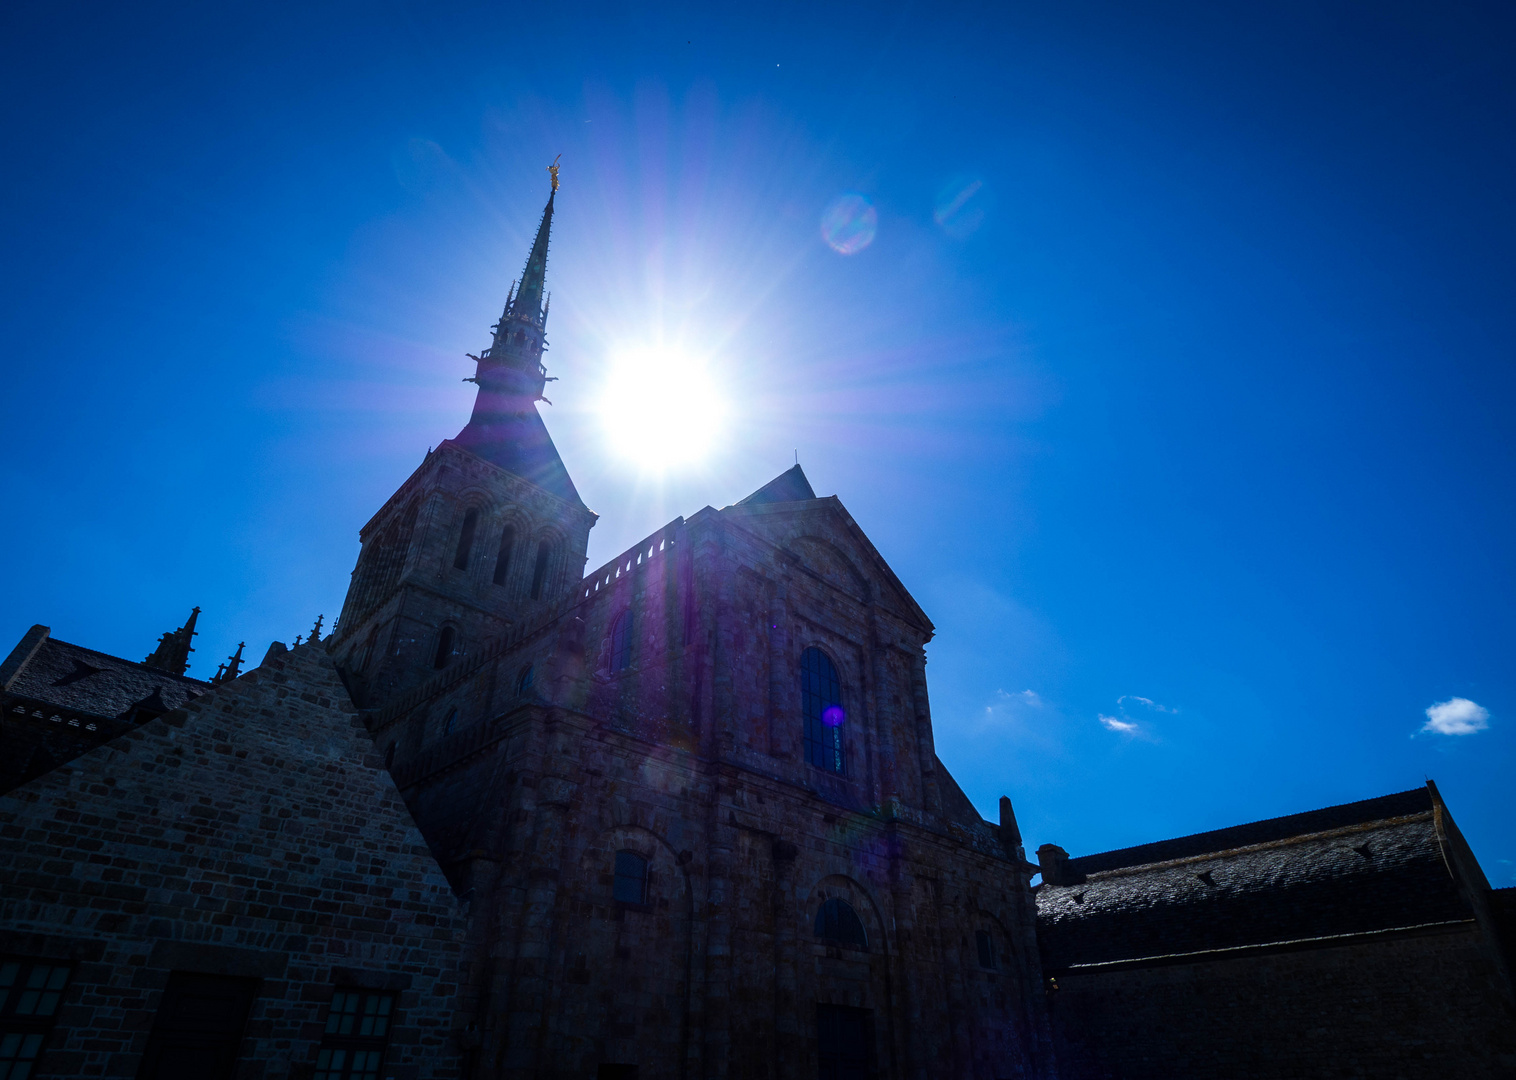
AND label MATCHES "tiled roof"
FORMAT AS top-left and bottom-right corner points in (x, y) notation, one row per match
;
(4, 634), (208, 721)
(1037, 788), (1471, 971)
